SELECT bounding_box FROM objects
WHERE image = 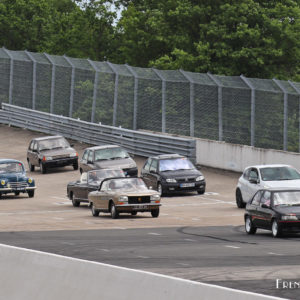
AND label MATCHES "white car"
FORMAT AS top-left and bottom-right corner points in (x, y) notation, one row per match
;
(236, 164), (300, 208)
